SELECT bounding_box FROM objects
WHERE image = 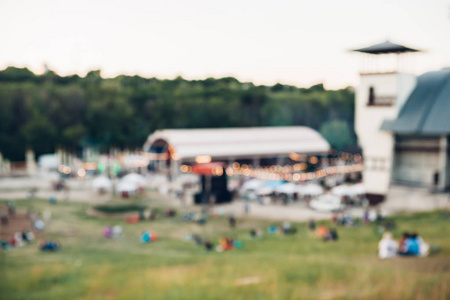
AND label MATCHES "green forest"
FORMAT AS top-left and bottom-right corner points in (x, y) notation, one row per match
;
(0, 67), (356, 162)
